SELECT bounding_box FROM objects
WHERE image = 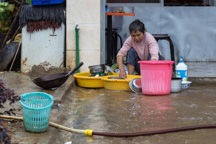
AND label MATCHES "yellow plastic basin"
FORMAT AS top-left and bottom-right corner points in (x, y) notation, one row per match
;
(101, 75), (141, 91)
(74, 72), (104, 88)
(74, 72), (118, 88)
